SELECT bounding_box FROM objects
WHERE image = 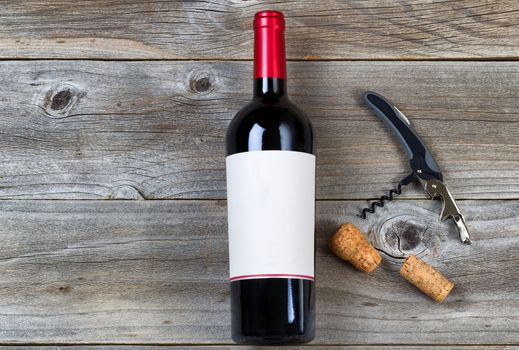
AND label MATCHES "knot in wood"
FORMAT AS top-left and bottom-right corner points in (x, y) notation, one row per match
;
(50, 89), (72, 110)
(194, 77), (211, 93)
(58, 286), (72, 293)
(370, 214), (441, 261)
(108, 184), (145, 200)
(41, 83), (83, 118)
(189, 71), (215, 94)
